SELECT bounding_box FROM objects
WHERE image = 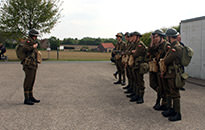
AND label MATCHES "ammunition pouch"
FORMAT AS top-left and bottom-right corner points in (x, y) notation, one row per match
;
(24, 57), (36, 66)
(139, 62), (149, 74)
(149, 58), (158, 72)
(115, 54), (121, 60)
(159, 59), (166, 73)
(174, 64), (187, 88)
(128, 55), (134, 67)
(122, 55), (129, 65)
(37, 51), (42, 64)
